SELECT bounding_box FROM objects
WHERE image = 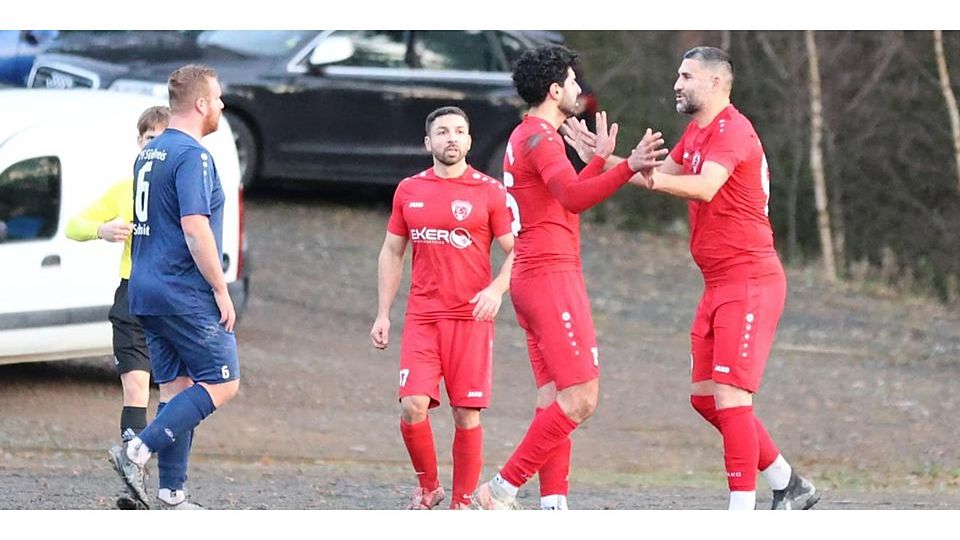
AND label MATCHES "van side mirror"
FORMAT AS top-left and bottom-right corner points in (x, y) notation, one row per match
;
(308, 36), (355, 69)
